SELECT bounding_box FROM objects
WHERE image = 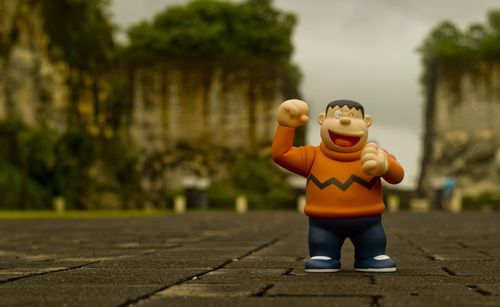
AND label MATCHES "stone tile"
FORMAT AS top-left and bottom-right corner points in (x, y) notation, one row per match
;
(87, 258), (220, 269)
(8, 268), (206, 286)
(156, 284), (258, 297)
(440, 260), (500, 276)
(189, 268), (288, 284)
(225, 256), (303, 269)
(380, 293), (500, 307)
(139, 296), (372, 307)
(0, 285), (158, 307)
(268, 275), (376, 296)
